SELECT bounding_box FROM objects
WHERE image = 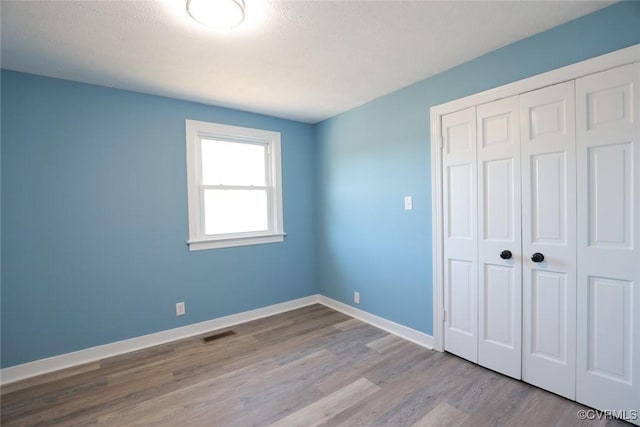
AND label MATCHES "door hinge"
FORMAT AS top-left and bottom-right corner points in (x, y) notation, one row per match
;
(443, 309), (447, 322)
(439, 135), (444, 150)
